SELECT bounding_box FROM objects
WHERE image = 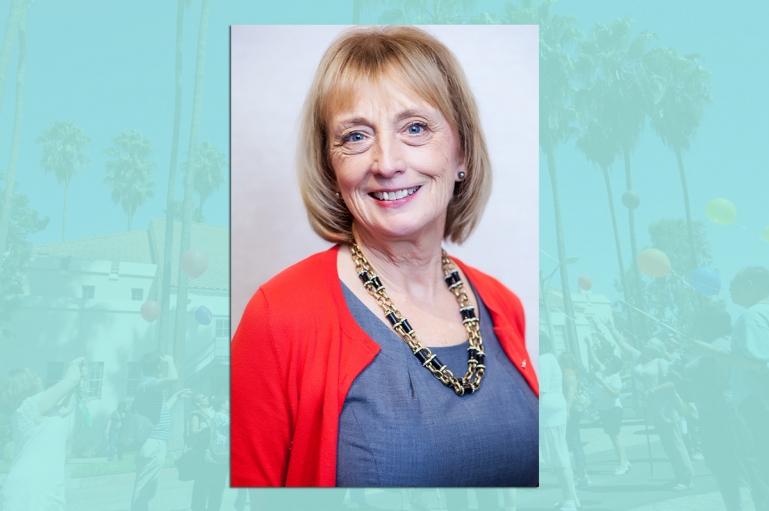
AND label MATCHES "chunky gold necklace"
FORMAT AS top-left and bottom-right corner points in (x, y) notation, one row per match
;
(350, 243), (485, 396)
